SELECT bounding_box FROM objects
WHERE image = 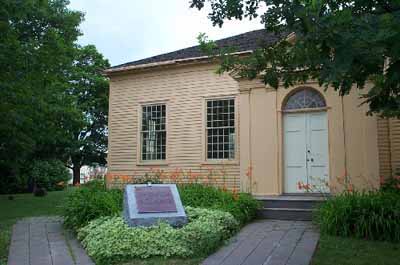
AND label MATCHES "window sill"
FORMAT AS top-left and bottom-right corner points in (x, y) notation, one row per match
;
(136, 161), (169, 166)
(201, 160), (239, 166)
